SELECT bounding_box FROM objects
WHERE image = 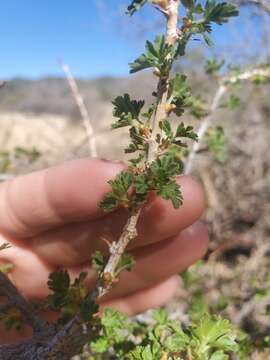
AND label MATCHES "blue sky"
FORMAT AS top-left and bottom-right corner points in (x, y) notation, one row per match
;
(0, 0), (268, 79)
